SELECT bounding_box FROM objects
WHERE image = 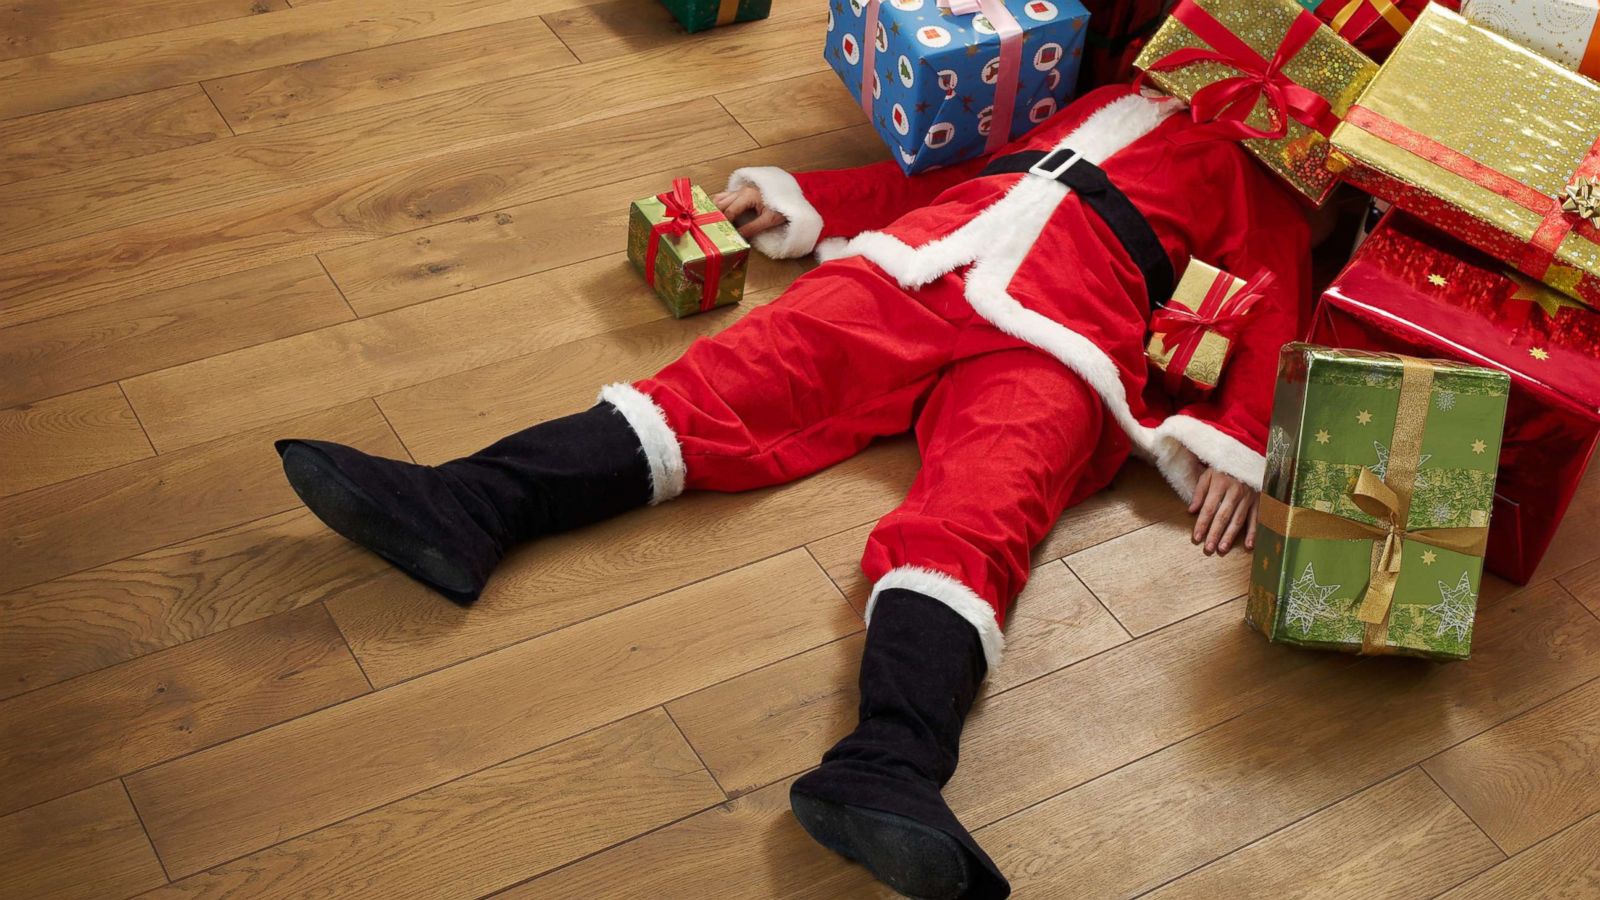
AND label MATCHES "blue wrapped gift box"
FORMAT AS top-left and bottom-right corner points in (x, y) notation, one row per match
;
(826, 0), (1091, 173)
